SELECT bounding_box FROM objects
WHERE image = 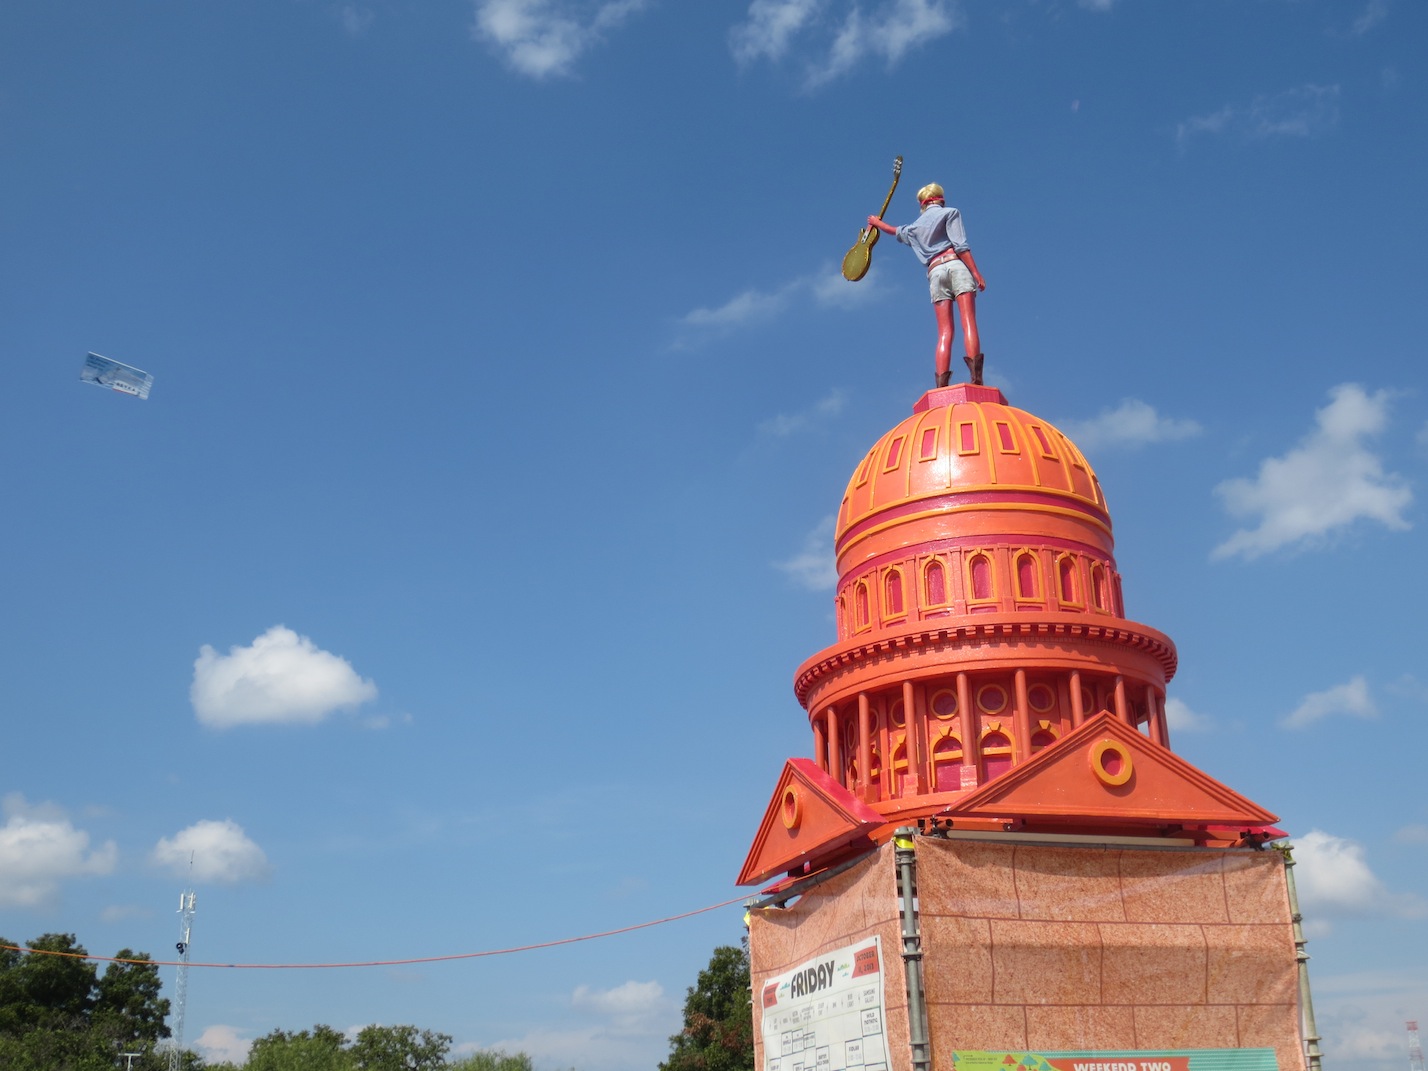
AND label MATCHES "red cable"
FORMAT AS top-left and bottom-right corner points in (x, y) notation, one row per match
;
(0, 894), (748, 970)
